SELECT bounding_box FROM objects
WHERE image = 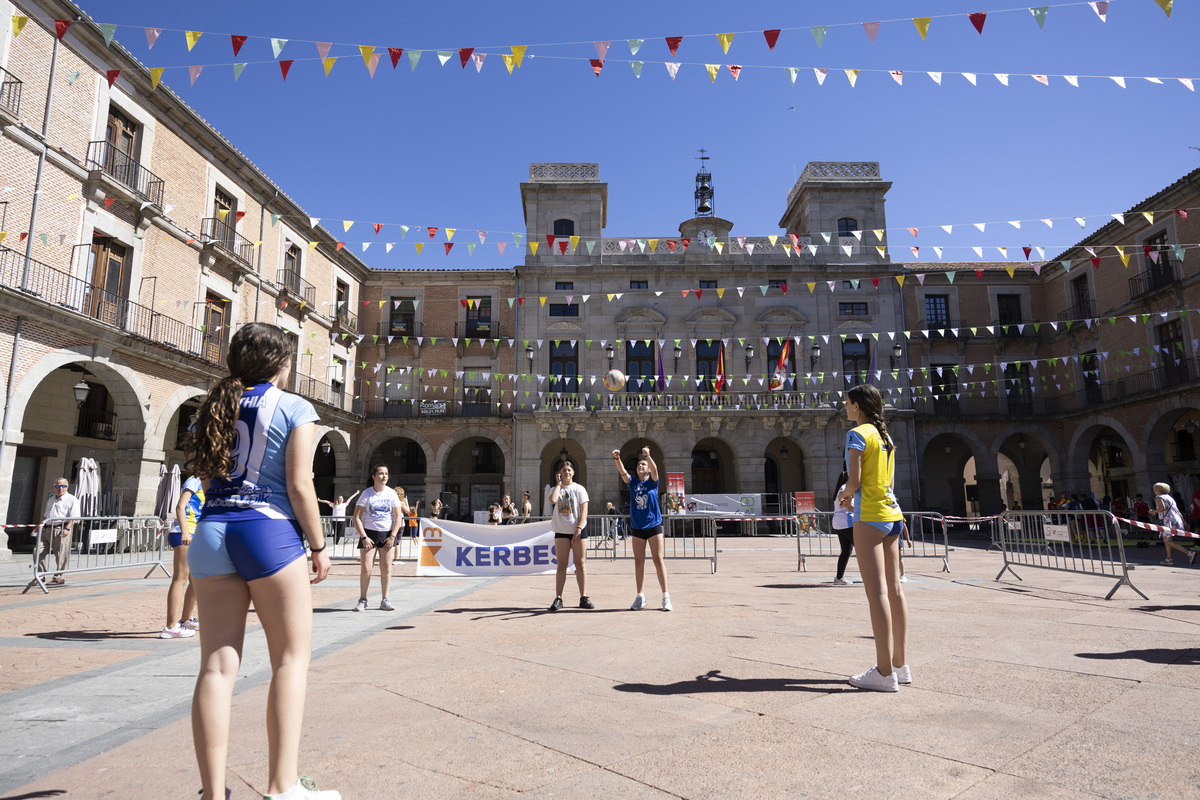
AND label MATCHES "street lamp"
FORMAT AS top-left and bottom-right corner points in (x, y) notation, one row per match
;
(525, 344), (534, 373)
(809, 342), (821, 371)
(673, 343), (683, 371)
(604, 342), (615, 368)
(890, 342), (903, 368)
(780, 443), (789, 461)
(745, 342), (755, 371)
(320, 439), (332, 456)
(73, 379), (90, 407)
